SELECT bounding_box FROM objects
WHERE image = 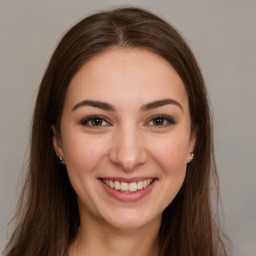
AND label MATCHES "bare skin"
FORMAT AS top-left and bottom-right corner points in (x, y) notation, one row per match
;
(68, 214), (160, 256)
